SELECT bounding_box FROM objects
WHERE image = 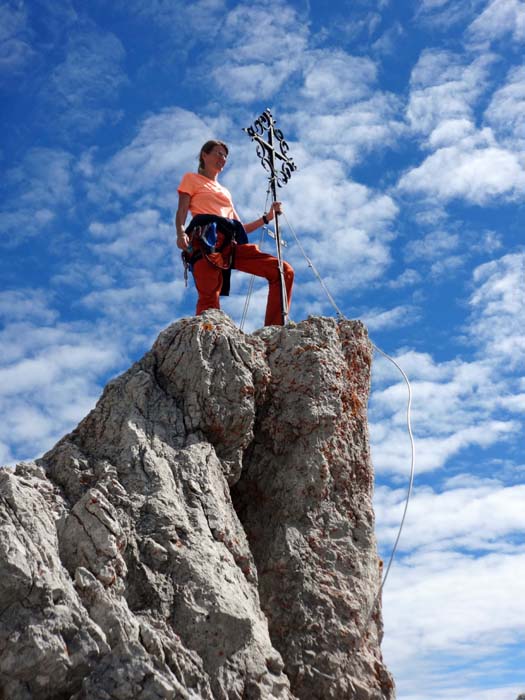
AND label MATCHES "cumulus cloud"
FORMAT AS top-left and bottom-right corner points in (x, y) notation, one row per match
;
(371, 251), (525, 478)
(397, 128), (525, 204)
(291, 91), (404, 167)
(468, 252), (525, 366)
(80, 279), (187, 328)
(280, 155), (398, 290)
(381, 547), (525, 696)
(0, 148), (74, 245)
(371, 349), (520, 476)
(0, 313), (125, 465)
(484, 64), (525, 149)
(40, 24), (128, 134)
(468, 0), (525, 45)
(93, 107), (218, 207)
(0, 289), (58, 324)
(375, 475), (525, 698)
(415, 0), (485, 29)
(107, 0), (227, 42)
(387, 269), (422, 289)
(407, 49), (495, 138)
(0, 1), (35, 81)
(299, 51), (378, 106)
(89, 209), (172, 261)
(204, 0), (308, 103)
(376, 478), (525, 554)
(405, 230), (460, 261)
(362, 305), (420, 331)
